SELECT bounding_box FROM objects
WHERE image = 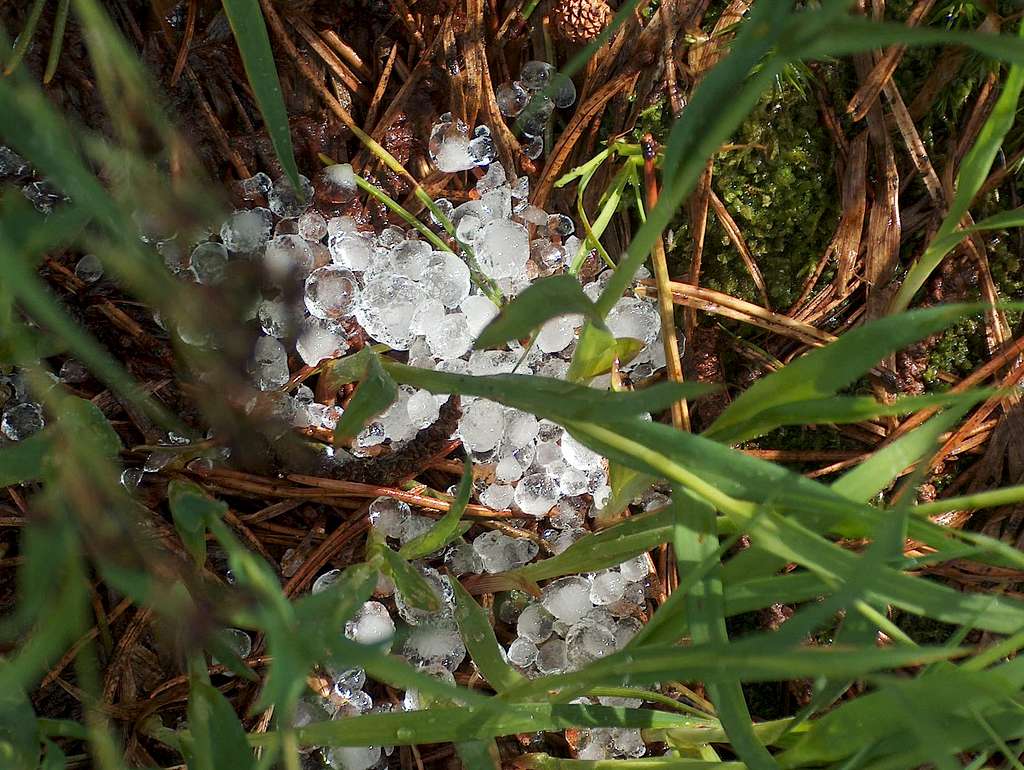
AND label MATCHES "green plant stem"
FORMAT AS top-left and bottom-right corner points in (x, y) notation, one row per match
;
(911, 485), (1024, 518)
(584, 687), (717, 719)
(4, 0), (47, 75)
(44, 0), (71, 83)
(354, 173), (454, 254)
(348, 171), (502, 304)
